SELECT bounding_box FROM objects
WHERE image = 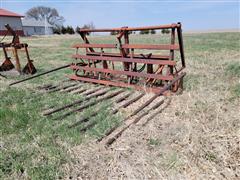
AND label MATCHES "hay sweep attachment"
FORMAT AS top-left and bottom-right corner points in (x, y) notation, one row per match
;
(10, 23), (186, 146)
(0, 24), (36, 74)
(69, 22), (185, 94)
